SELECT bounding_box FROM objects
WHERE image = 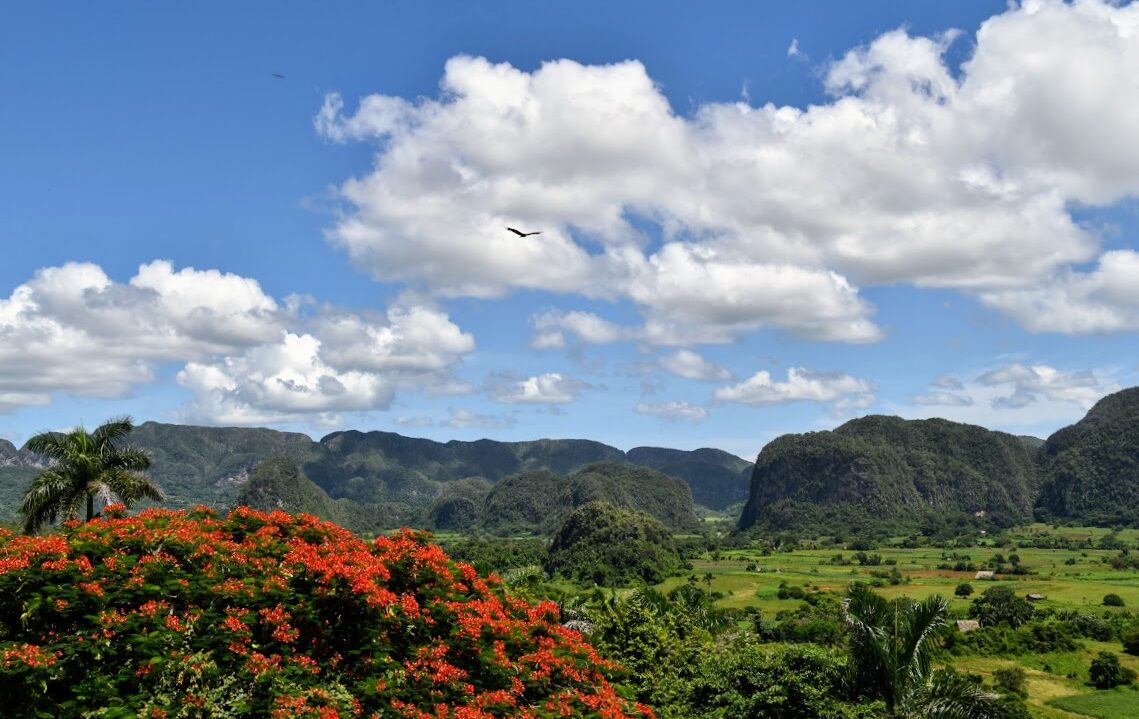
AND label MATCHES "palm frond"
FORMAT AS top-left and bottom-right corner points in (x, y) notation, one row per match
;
(91, 416), (135, 450)
(917, 669), (1003, 719)
(899, 594), (949, 686)
(102, 468), (164, 506)
(20, 470), (78, 534)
